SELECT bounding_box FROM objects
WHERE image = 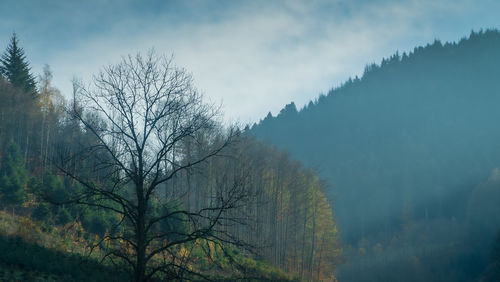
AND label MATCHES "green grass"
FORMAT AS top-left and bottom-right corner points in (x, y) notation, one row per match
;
(0, 211), (296, 281)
